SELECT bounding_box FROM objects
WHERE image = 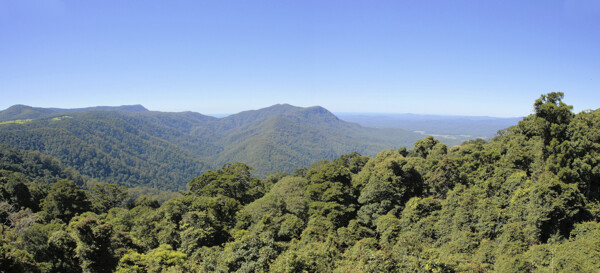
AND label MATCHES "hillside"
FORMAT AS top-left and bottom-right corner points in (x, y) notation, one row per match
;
(211, 105), (432, 175)
(1, 93), (600, 272)
(0, 144), (90, 186)
(0, 104), (149, 122)
(0, 111), (213, 191)
(0, 104), (442, 190)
